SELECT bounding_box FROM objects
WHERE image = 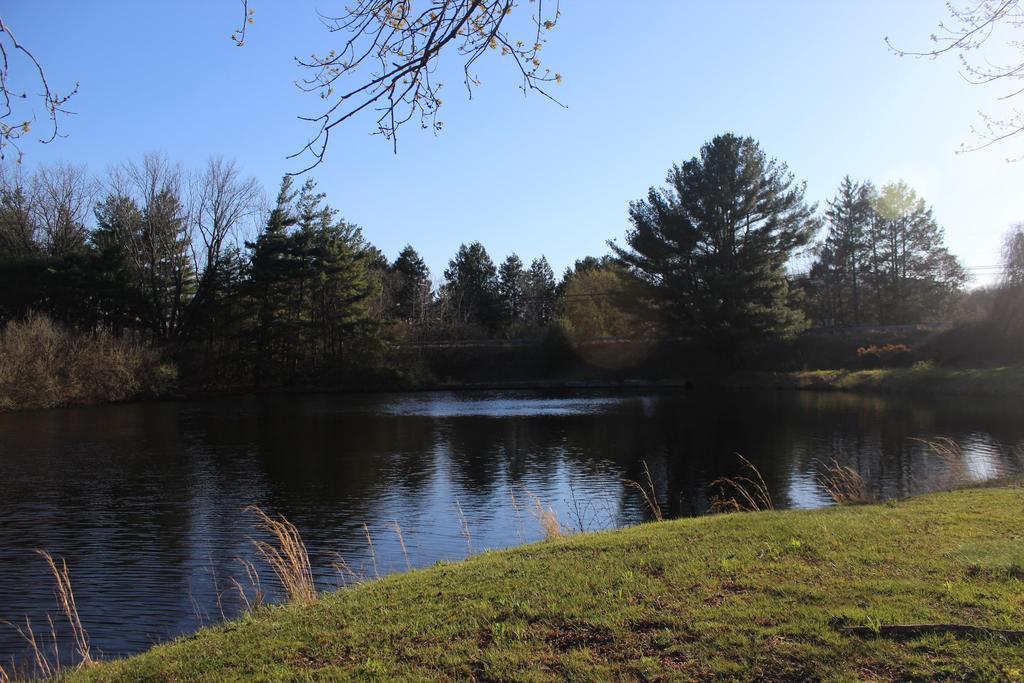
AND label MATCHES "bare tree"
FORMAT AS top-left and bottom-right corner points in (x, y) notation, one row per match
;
(104, 154), (193, 340)
(888, 0), (1024, 158)
(187, 156), (261, 315)
(31, 162), (97, 257)
(189, 157), (261, 274)
(0, 16), (78, 162)
(289, 0), (564, 171)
